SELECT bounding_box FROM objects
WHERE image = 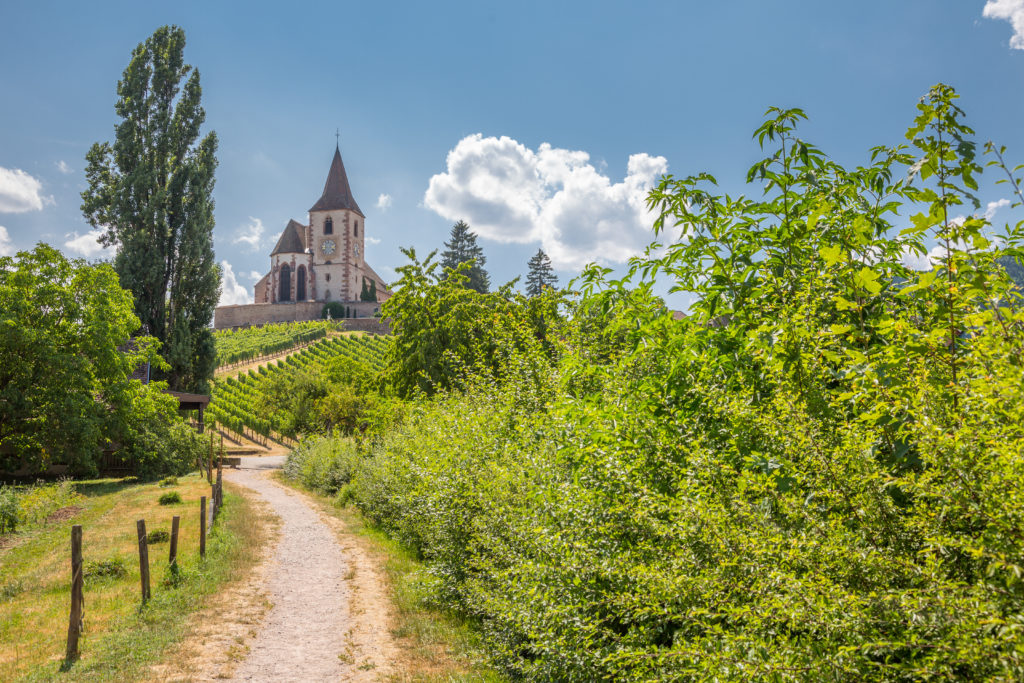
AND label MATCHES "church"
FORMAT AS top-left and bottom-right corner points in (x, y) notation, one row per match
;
(214, 145), (391, 330)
